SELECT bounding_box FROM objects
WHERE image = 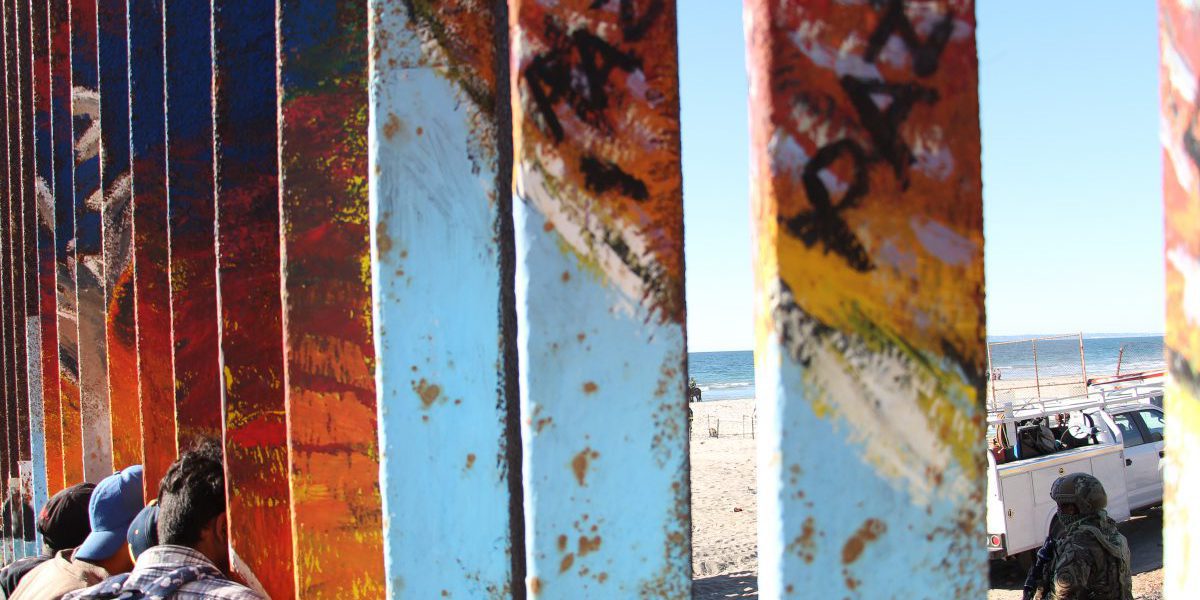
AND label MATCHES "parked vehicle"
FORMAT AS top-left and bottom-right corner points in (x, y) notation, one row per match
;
(984, 374), (1164, 561)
